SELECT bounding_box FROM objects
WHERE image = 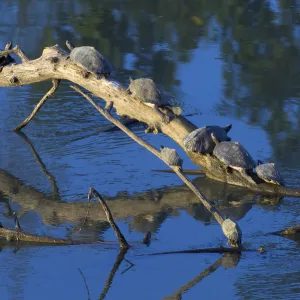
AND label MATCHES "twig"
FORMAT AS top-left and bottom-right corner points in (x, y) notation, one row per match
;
(75, 190), (92, 233)
(71, 85), (229, 236)
(78, 268), (91, 300)
(99, 248), (128, 300)
(14, 79), (60, 131)
(0, 44), (29, 62)
(16, 131), (60, 199)
(138, 247), (243, 256)
(88, 187), (130, 249)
